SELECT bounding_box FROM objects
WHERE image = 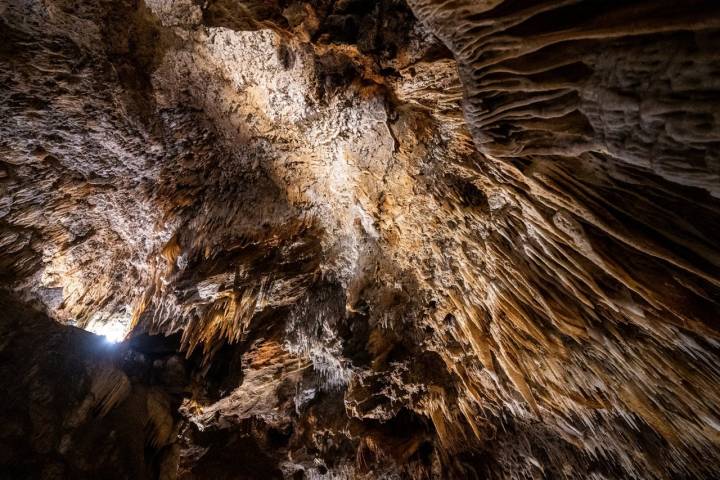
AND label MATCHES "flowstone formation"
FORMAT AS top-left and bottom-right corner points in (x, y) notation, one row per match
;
(1, 0), (720, 478)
